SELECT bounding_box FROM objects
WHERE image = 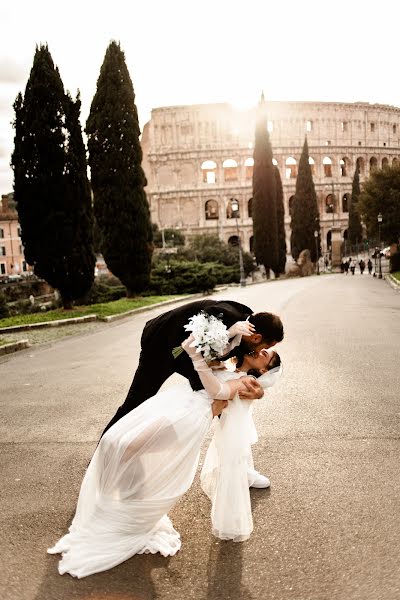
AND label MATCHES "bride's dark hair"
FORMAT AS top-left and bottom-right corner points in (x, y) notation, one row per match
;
(235, 352), (281, 377)
(247, 352), (281, 378)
